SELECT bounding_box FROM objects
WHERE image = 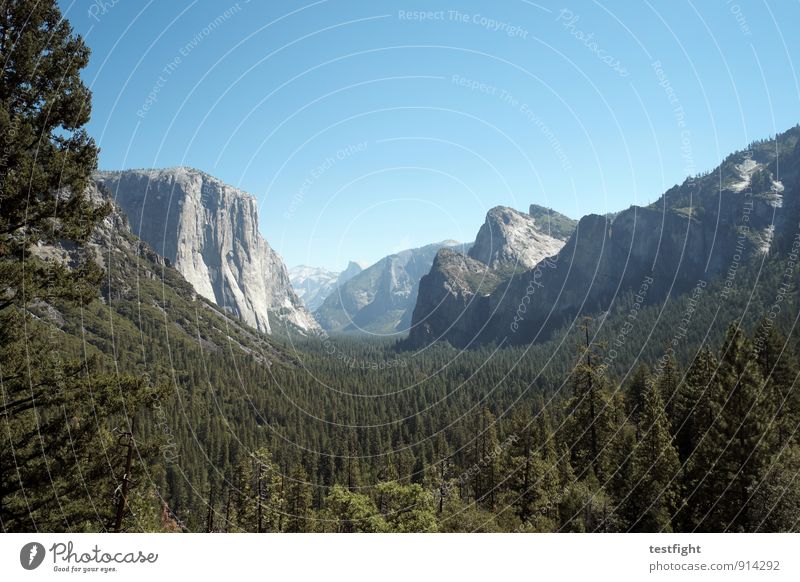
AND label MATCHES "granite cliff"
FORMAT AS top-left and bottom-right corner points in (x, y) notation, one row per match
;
(95, 167), (318, 335)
